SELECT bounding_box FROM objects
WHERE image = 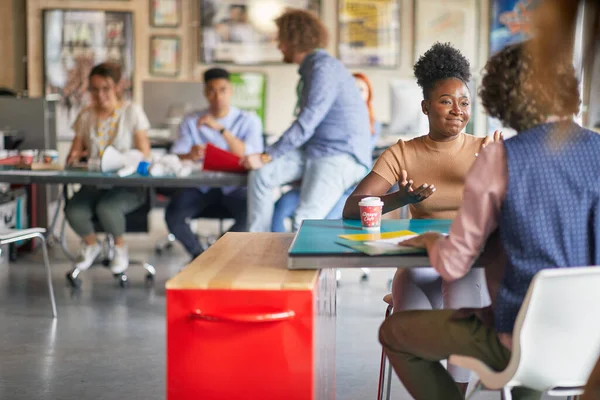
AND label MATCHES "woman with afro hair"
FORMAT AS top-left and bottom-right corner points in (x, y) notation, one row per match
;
(343, 42), (501, 392)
